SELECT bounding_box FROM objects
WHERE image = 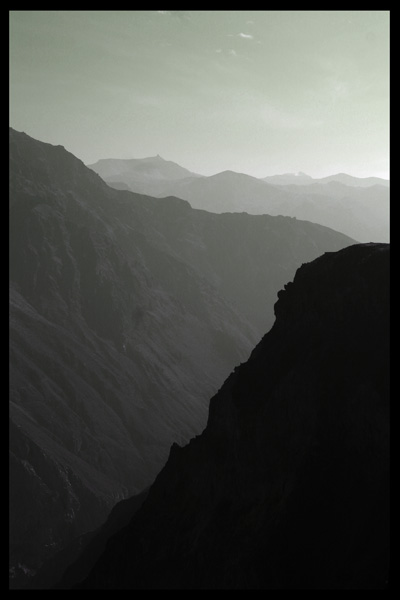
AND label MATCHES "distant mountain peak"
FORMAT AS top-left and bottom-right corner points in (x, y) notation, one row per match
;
(263, 172), (314, 185)
(213, 169), (249, 178)
(263, 170), (389, 189)
(318, 172), (389, 188)
(88, 155), (202, 183)
(211, 169), (266, 182)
